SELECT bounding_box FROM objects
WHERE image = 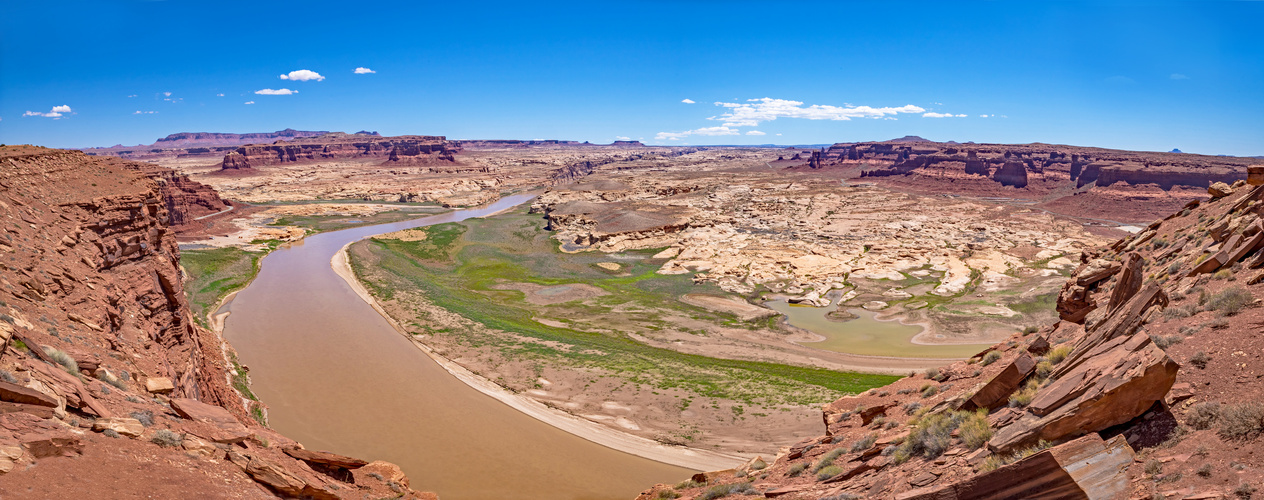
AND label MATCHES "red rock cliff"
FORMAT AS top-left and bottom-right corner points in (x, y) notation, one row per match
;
(220, 133), (457, 170)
